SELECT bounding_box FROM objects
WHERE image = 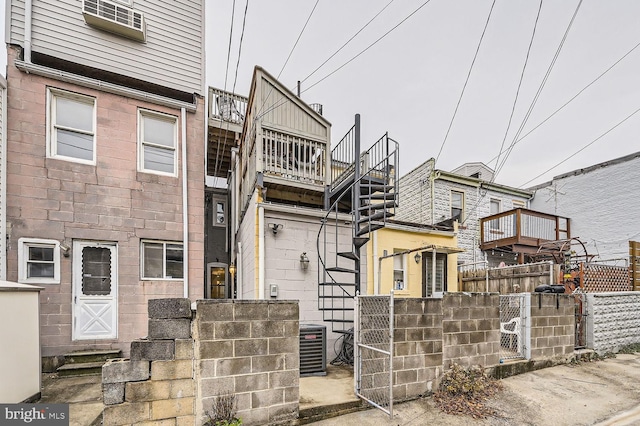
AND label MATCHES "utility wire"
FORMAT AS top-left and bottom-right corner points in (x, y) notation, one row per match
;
(212, 0), (237, 186)
(492, 0), (543, 176)
(299, 0), (397, 85)
(494, 0), (582, 179)
(214, 0), (250, 181)
(258, 0), (434, 121)
(460, 0), (543, 226)
(485, 36), (640, 167)
(435, 0), (496, 165)
(518, 105), (640, 188)
(256, 0), (320, 118)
